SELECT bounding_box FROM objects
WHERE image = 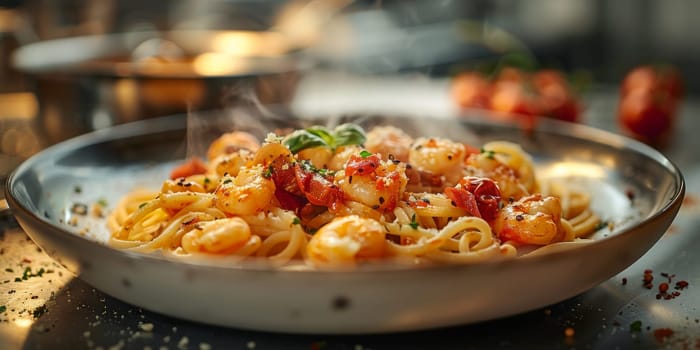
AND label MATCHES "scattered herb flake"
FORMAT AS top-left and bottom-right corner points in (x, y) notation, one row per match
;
(359, 150), (373, 158)
(138, 202), (147, 209)
(97, 198), (108, 207)
(480, 147), (496, 159)
(0, 305), (5, 313)
(263, 165), (274, 179)
(33, 305), (48, 318)
(292, 217), (301, 225)
(74, 186), (82, 193)
(409, 214), (419, 229)
(630, 320), (643, 333)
